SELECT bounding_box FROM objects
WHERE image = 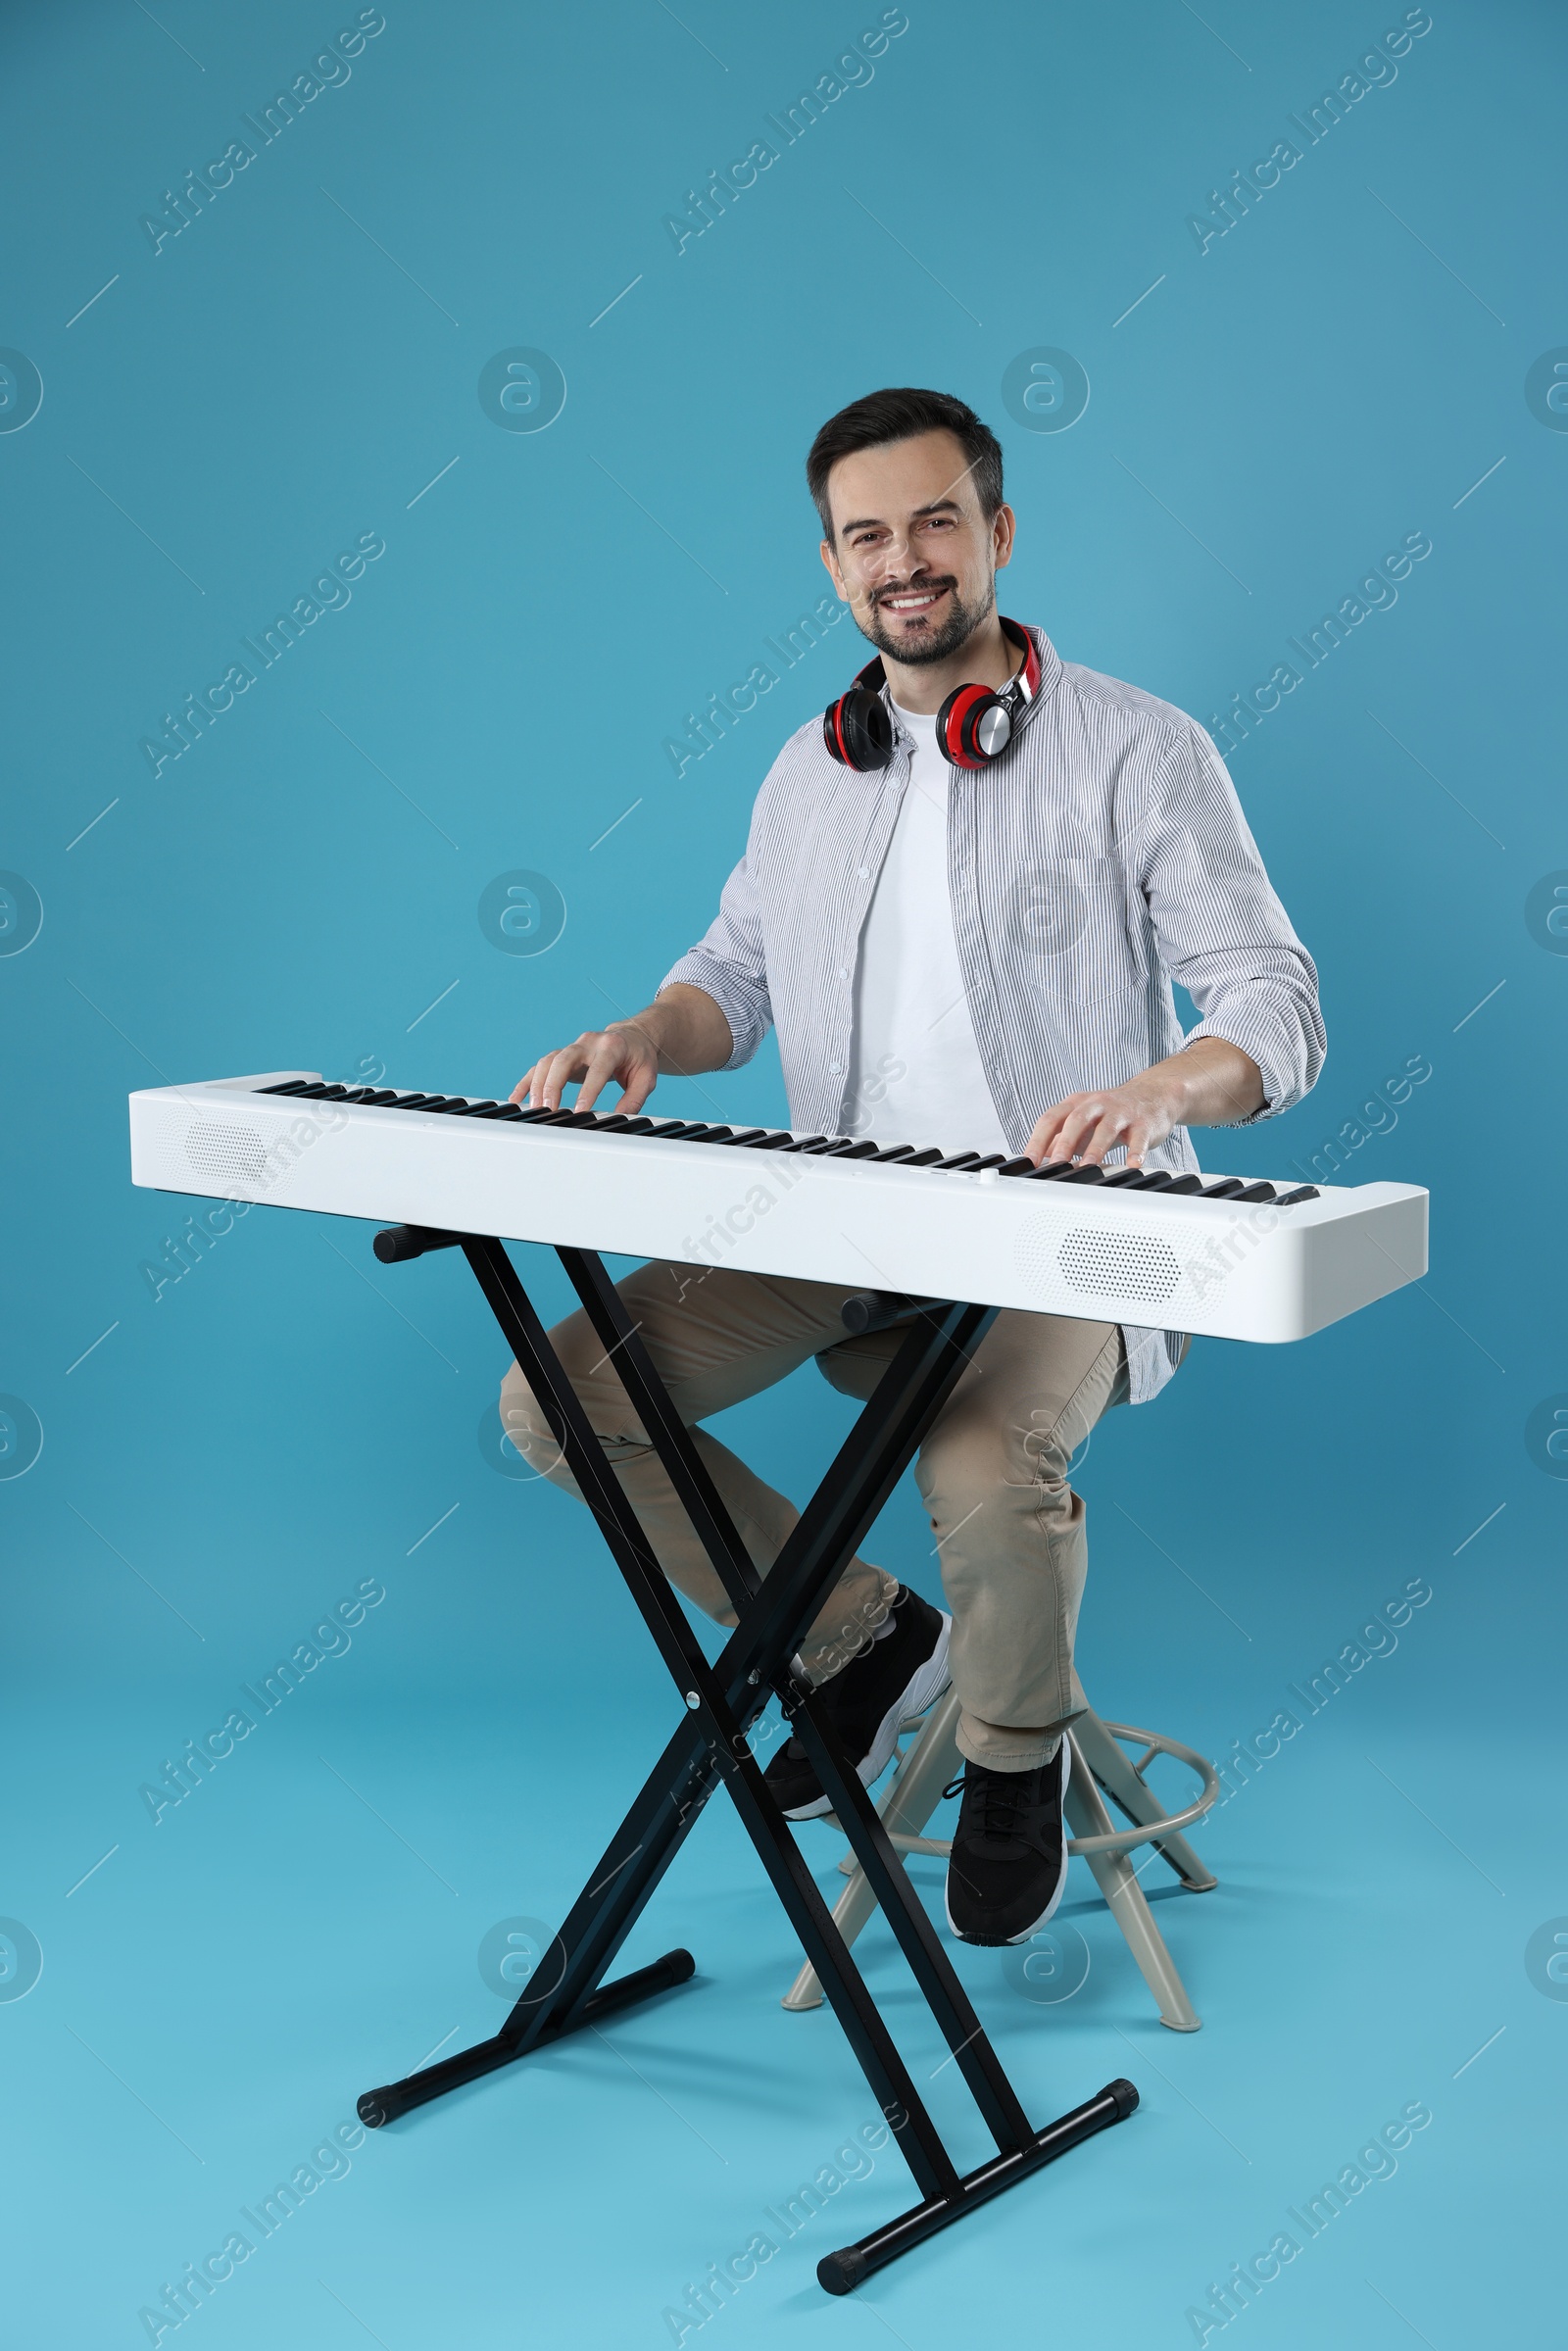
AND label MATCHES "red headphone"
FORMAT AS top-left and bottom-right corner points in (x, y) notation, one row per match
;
(822, 617), (1042, 772)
